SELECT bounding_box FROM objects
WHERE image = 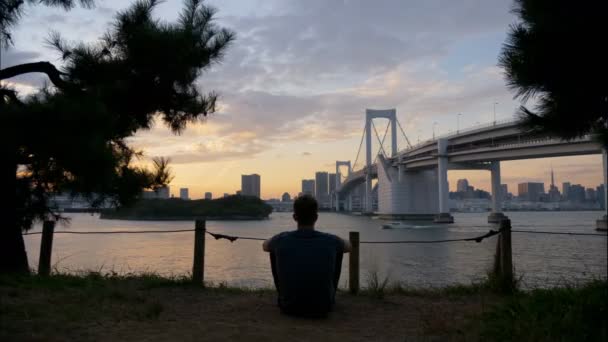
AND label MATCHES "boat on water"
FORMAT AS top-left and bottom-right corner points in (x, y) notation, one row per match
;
(382, 222), (407, 229)
(382, 222), (435, 229)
